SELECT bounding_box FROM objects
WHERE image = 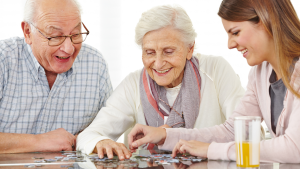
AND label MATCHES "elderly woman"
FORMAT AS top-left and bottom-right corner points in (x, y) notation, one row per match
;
(76, 5), (245, 160)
